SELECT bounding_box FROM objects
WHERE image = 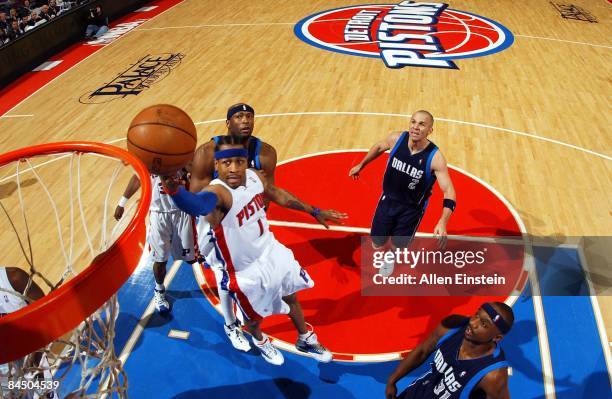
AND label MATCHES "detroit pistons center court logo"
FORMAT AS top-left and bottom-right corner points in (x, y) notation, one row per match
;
(294, 1), (514, 69)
